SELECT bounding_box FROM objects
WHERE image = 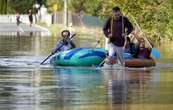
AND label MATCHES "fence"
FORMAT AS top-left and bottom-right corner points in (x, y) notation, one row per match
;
(51, 12), (105, 28)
